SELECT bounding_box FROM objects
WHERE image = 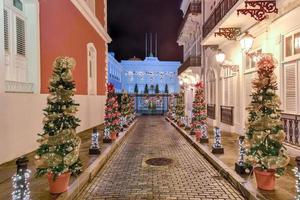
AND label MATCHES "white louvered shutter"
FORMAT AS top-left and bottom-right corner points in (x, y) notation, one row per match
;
(244, 74), (252, 107)
(4, 9), (9, 51)
(224, 78), (229, 106)
(285, 63), (297, 113)
(229, 77), (234, 106)
(16, 16), (26, 56)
